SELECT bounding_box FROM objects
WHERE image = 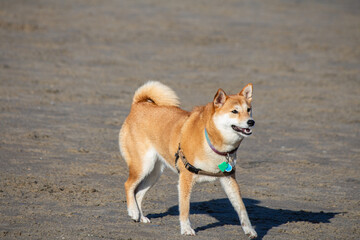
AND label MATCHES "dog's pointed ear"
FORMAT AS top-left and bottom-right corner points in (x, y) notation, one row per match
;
(213, 88), (227, 108)
(239, 83), (253, 102)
